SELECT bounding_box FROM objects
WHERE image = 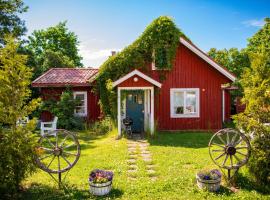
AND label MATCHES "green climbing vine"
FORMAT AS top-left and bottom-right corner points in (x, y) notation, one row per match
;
(96, 16), (188, 119)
